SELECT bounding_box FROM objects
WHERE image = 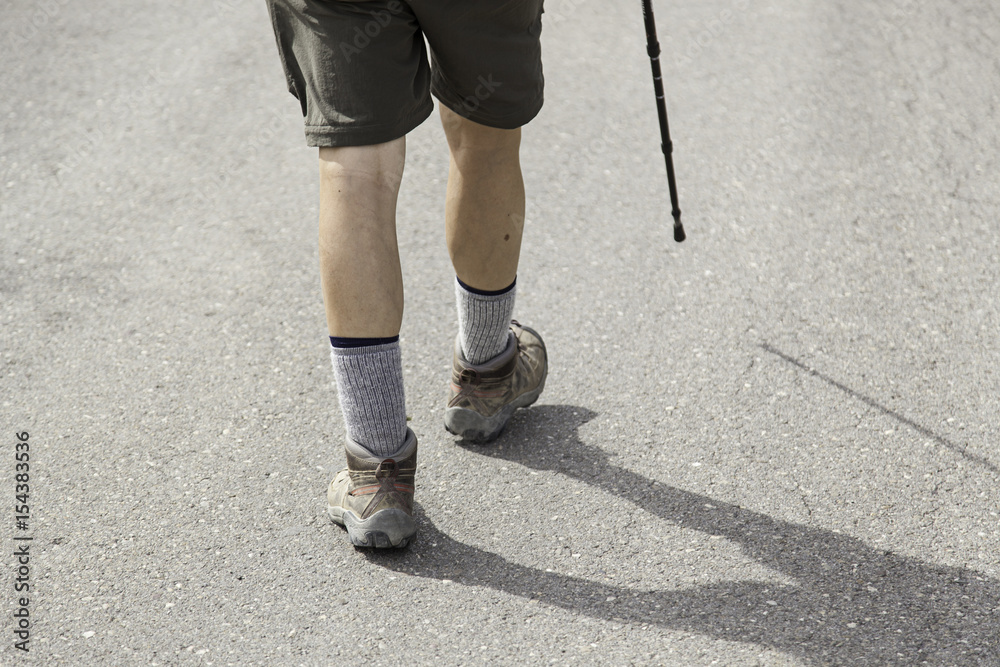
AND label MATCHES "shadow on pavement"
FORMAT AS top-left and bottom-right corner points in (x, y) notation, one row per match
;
(364, 405), (999, 665)
(761, 343), (999, 475)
